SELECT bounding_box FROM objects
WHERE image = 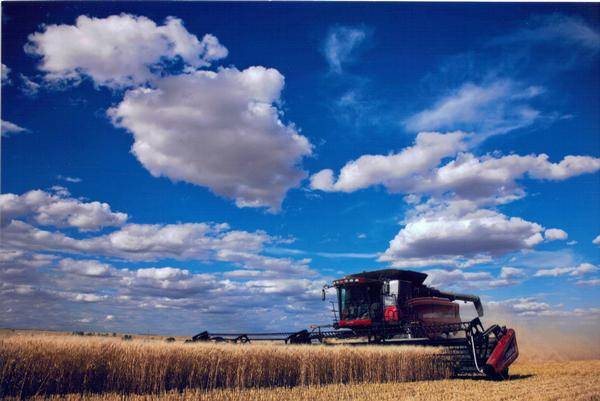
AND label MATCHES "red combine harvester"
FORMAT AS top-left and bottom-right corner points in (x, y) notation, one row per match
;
(190, 269), (519, 379)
